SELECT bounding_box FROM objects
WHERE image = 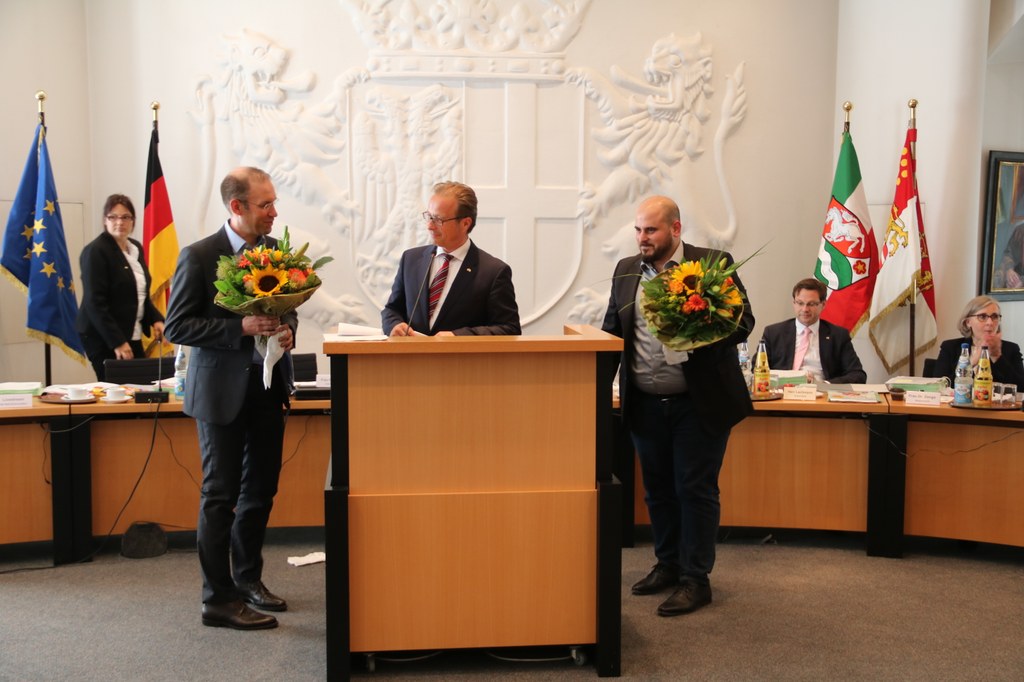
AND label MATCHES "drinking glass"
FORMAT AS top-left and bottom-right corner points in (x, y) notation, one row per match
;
(1002, 384), (1017, 407)
(992, 383), (1006, 405)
